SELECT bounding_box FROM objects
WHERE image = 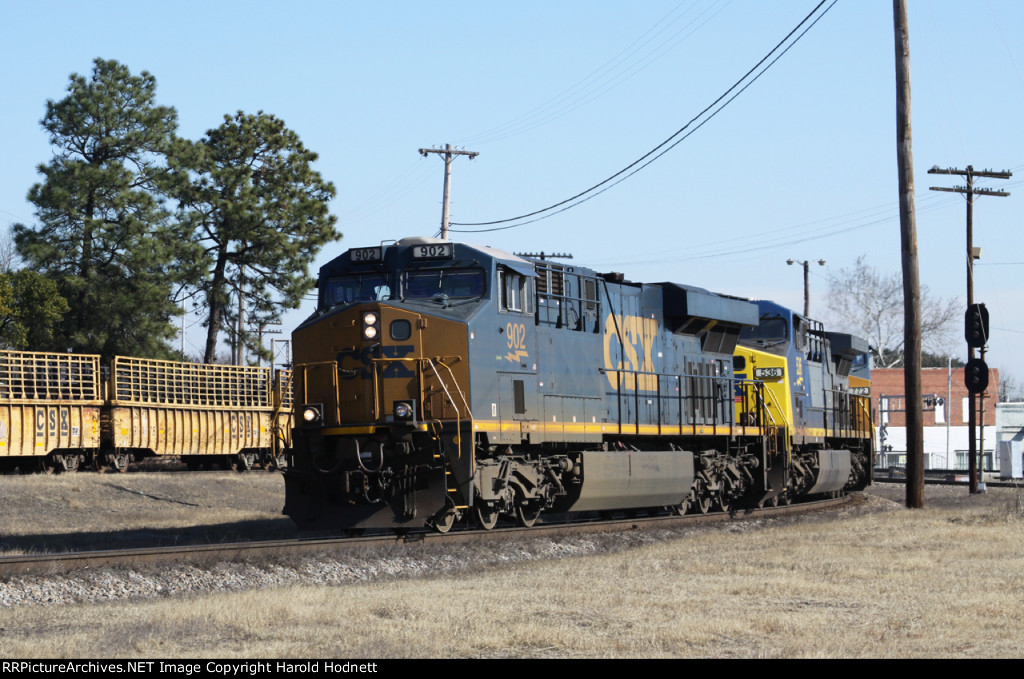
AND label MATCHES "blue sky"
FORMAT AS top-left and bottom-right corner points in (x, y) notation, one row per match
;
(2, 1), (1023, 383)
